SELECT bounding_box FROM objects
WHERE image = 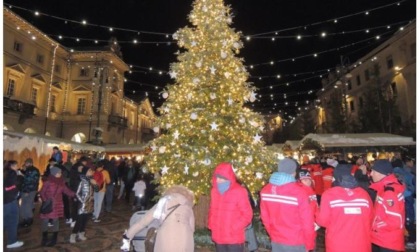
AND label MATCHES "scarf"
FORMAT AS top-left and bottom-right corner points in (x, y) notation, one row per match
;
(269, 172), (296, 186)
